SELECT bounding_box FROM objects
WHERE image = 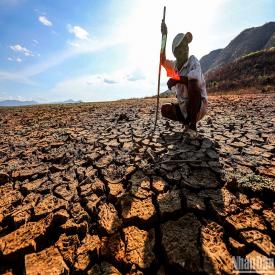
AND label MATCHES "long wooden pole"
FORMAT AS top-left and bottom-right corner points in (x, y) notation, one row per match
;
(154, 6), (166, 131)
